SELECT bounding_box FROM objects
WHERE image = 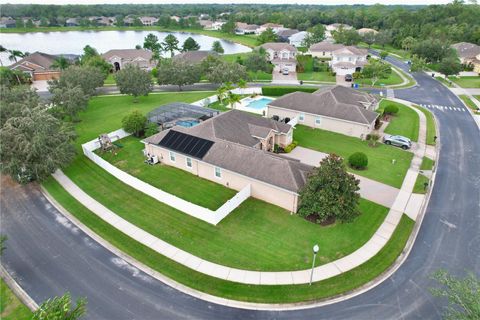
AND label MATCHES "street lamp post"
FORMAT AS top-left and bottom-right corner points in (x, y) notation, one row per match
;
(309, 244), (319, 285)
